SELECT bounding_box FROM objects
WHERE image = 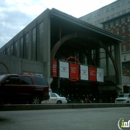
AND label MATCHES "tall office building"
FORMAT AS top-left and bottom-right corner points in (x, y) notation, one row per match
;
(80, 0), (130, 28)
(80, 0), (130, 92)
